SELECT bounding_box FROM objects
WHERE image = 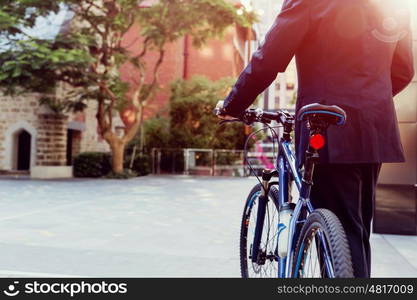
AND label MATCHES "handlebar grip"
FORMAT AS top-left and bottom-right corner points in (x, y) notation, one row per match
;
(261, 111), (279, 120)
